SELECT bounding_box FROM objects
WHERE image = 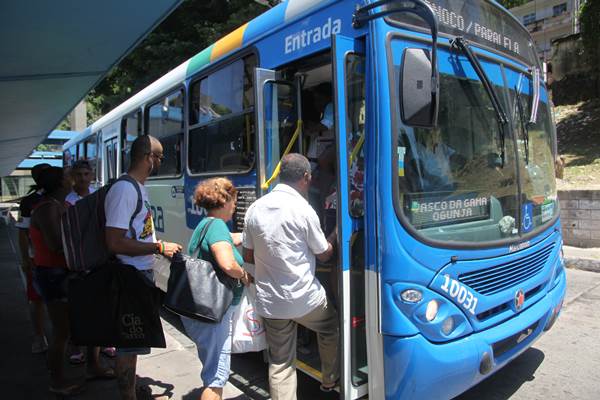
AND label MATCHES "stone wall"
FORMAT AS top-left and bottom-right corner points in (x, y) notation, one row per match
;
(559, 190), (600, 248)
